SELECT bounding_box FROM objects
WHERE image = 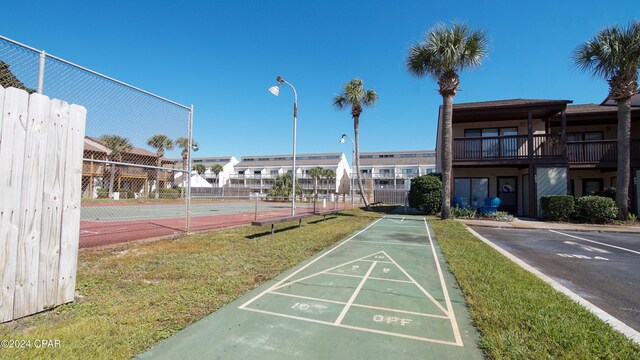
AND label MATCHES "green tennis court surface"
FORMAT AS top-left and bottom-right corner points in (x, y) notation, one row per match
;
(137, 216), (483, 359)
(81, 201), (315, 222)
